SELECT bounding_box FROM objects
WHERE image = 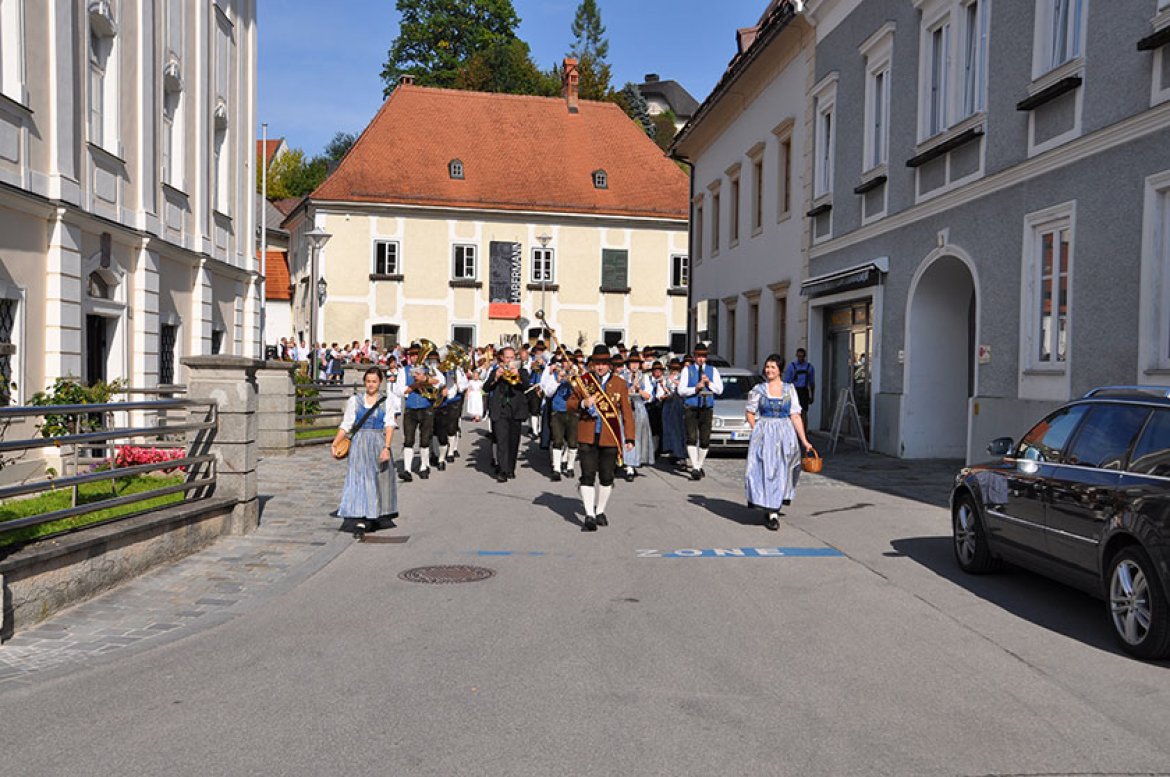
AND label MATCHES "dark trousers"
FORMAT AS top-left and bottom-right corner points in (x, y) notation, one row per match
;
(647, 403), (663, 439)
(402, 406), (434, 449)
(578, 442), (618, 487)
(434, 402), (461, 445)
(795, 386), (813, 413)
(684, 406), (714, 448)
(548, 410), (579, 450)
(492, 416), (522, 476)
